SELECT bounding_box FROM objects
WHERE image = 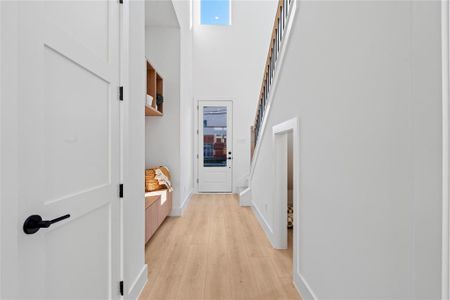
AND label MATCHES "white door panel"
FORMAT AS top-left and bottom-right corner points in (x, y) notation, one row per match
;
(43, 1), (110, 60)
(198, 101), (232, 193)
(45, 204), (110, 299)
(15, 1), (121, 298)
